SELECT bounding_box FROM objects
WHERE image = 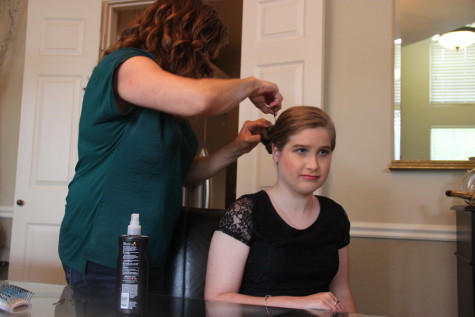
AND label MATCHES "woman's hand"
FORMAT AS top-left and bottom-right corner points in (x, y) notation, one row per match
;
(231, 118), (273, 155)
(298, 292), (347, 312)
(262, 292), (347, 312)
(248, 79), (283, 116)
(183, 118), (272, 187)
